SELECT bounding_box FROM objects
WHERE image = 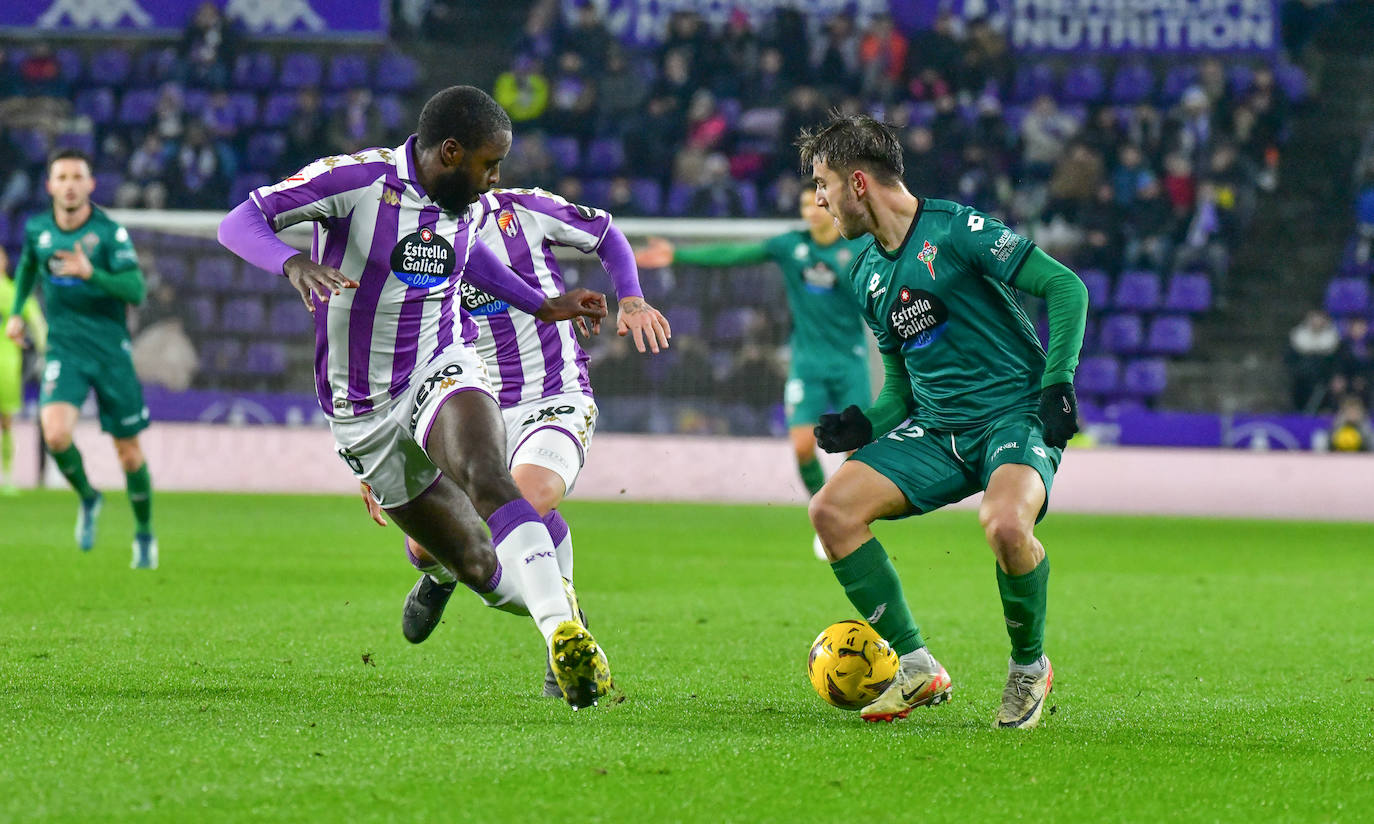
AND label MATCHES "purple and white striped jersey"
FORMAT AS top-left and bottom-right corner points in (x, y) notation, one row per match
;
(463, 188), (611, 406)
(249, 137), (486, 419)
